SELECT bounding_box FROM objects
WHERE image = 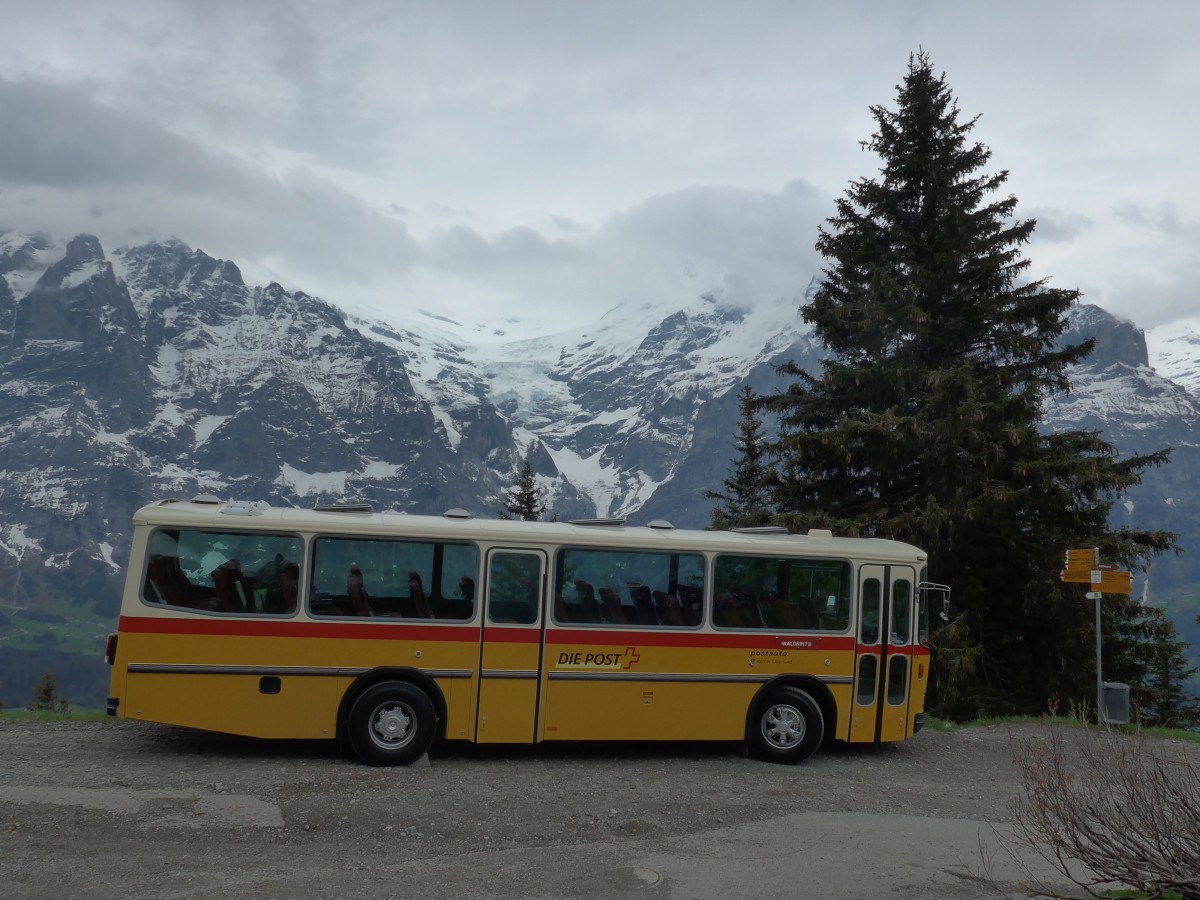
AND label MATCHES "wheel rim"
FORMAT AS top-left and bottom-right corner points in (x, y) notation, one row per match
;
(762, 702), (806, 749)
(368, 701), (416, 751)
